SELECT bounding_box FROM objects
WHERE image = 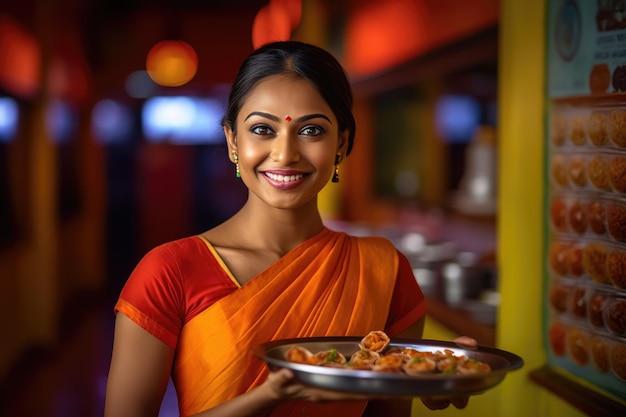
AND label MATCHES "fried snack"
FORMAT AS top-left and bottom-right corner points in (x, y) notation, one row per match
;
(590, 63), (611, 94)
(403, 357), (437, 375)
(568, 200), (587, 234)
(551, 115), (567, 146)
(549, 322), (567, 356)
(607, 203), (626, 242)
(551, 156), (569, 187)
(605, 298), (626, 335)
(588, 156), (611, 190)
(587, 111), (609, 146)
(590, 337), (610, 373)
(569, 286), (587, 319)
(570, 116), (587, 145)
(567, 328), (590, 366)
(568, 156), (587, 187)
(610, 344), (626, 380)
(550, 198), (568, 232)
(583, 243), (609, 284)
(567, 244), (584, 277)
(609, 156), (626, 193)
(549, 284), (570, 313)
(359, 330), (390, 353)
(589, 293), (607, 328)
(349, 349), (380, 367)
(549, 241), (569, 276)
(588, 201), (607, 235)
(286, 346), (317, 365)
(283, 331), (492, 377)
(609, 110), (626, 147)
(607, 250), (626, 288)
